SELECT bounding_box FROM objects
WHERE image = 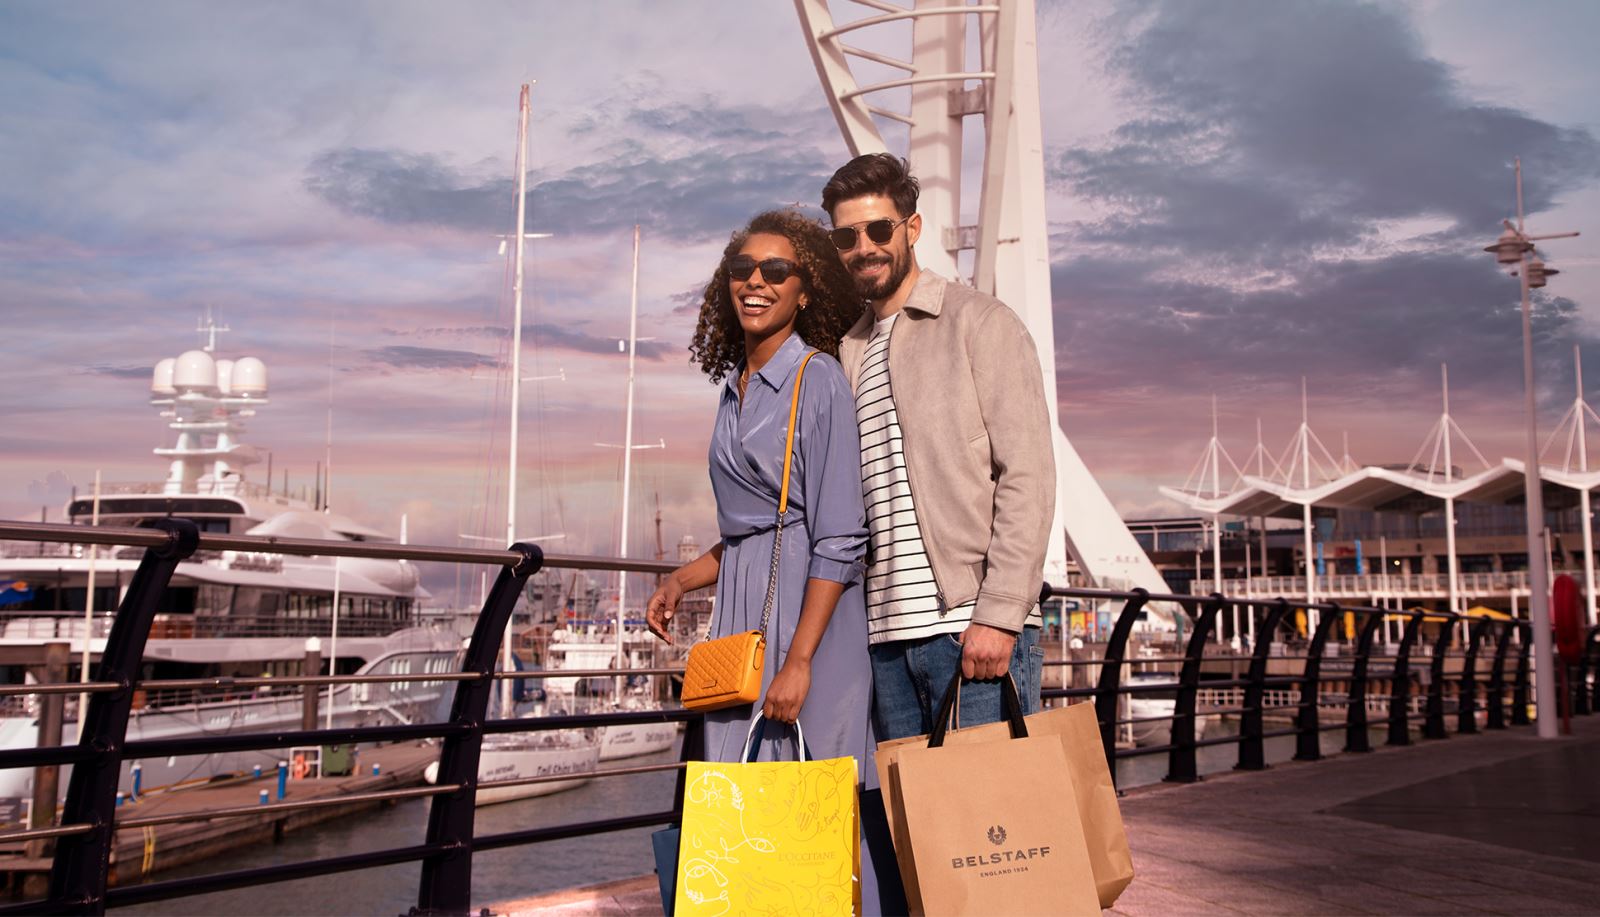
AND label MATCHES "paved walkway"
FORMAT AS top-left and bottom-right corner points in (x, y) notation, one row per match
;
(493, 717), (1600, 915)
